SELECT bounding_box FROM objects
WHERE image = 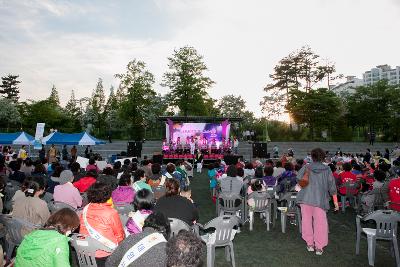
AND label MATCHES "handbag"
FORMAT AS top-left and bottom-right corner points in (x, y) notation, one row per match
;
(298, 167), (310, 188)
